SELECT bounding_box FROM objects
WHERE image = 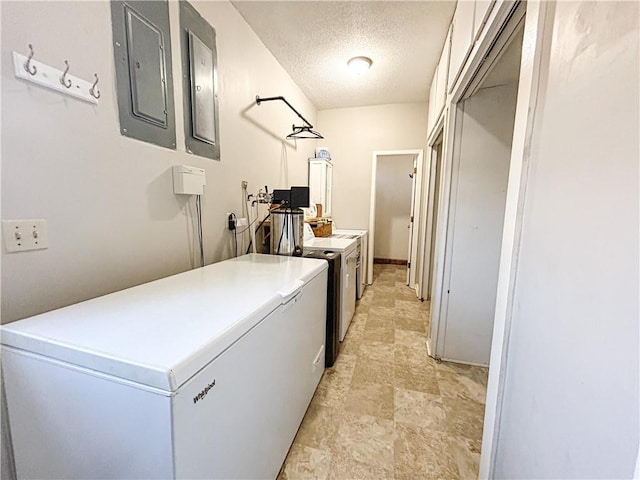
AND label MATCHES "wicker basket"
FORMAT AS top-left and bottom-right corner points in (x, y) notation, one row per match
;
(310, 221), (332, 237)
